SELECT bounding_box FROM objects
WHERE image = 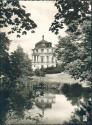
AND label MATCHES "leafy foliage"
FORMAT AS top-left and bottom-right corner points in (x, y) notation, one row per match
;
(50, 0), (91, 34)
(10, 46), (33, 81)
(62, 83), (92, 106)
(50, 0), (92, 82)
(43, 65), (63, 74)
(0, 34), (34, 125)
(0, 0), (37, 37)
(64, 97), (92, 125)
(61, 83), (92, 125)
(0, 32), (10, 77)
(55, 20), (92, 82)
(34, 68), (45, 77)
(50, 1), (92, 125)
(0, 1), (37, 124)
